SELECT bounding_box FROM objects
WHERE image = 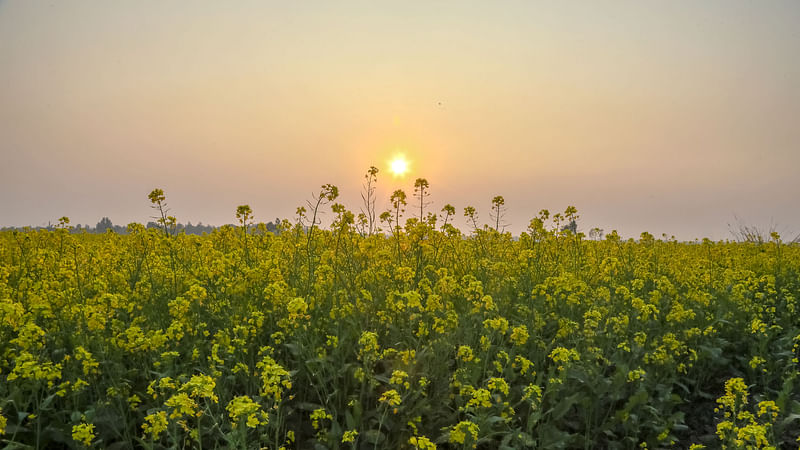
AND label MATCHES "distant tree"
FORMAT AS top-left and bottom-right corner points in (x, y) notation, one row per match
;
(184, 221), (215, 235)
(589, 227), (604, 240)
(559, 207), (580, 236)
(561, 220), (578, 234)
(96, 217), (114, 233)
(265, 218), (281, 234)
